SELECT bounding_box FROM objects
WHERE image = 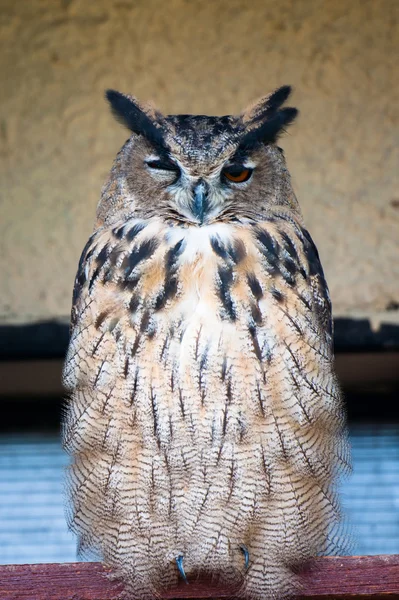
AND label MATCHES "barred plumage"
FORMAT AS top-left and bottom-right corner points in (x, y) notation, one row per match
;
(63, 86), (350, 600)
